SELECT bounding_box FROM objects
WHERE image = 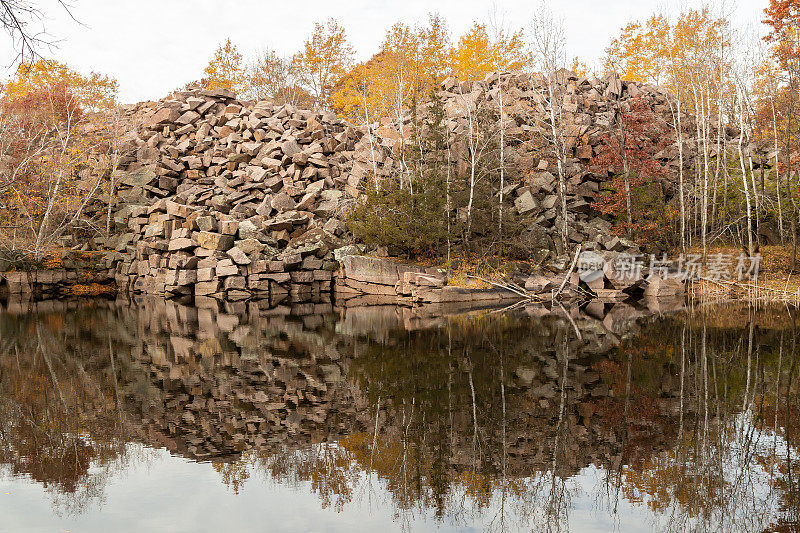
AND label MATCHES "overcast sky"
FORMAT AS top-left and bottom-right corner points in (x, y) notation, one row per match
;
(0, 0), (767, 104)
